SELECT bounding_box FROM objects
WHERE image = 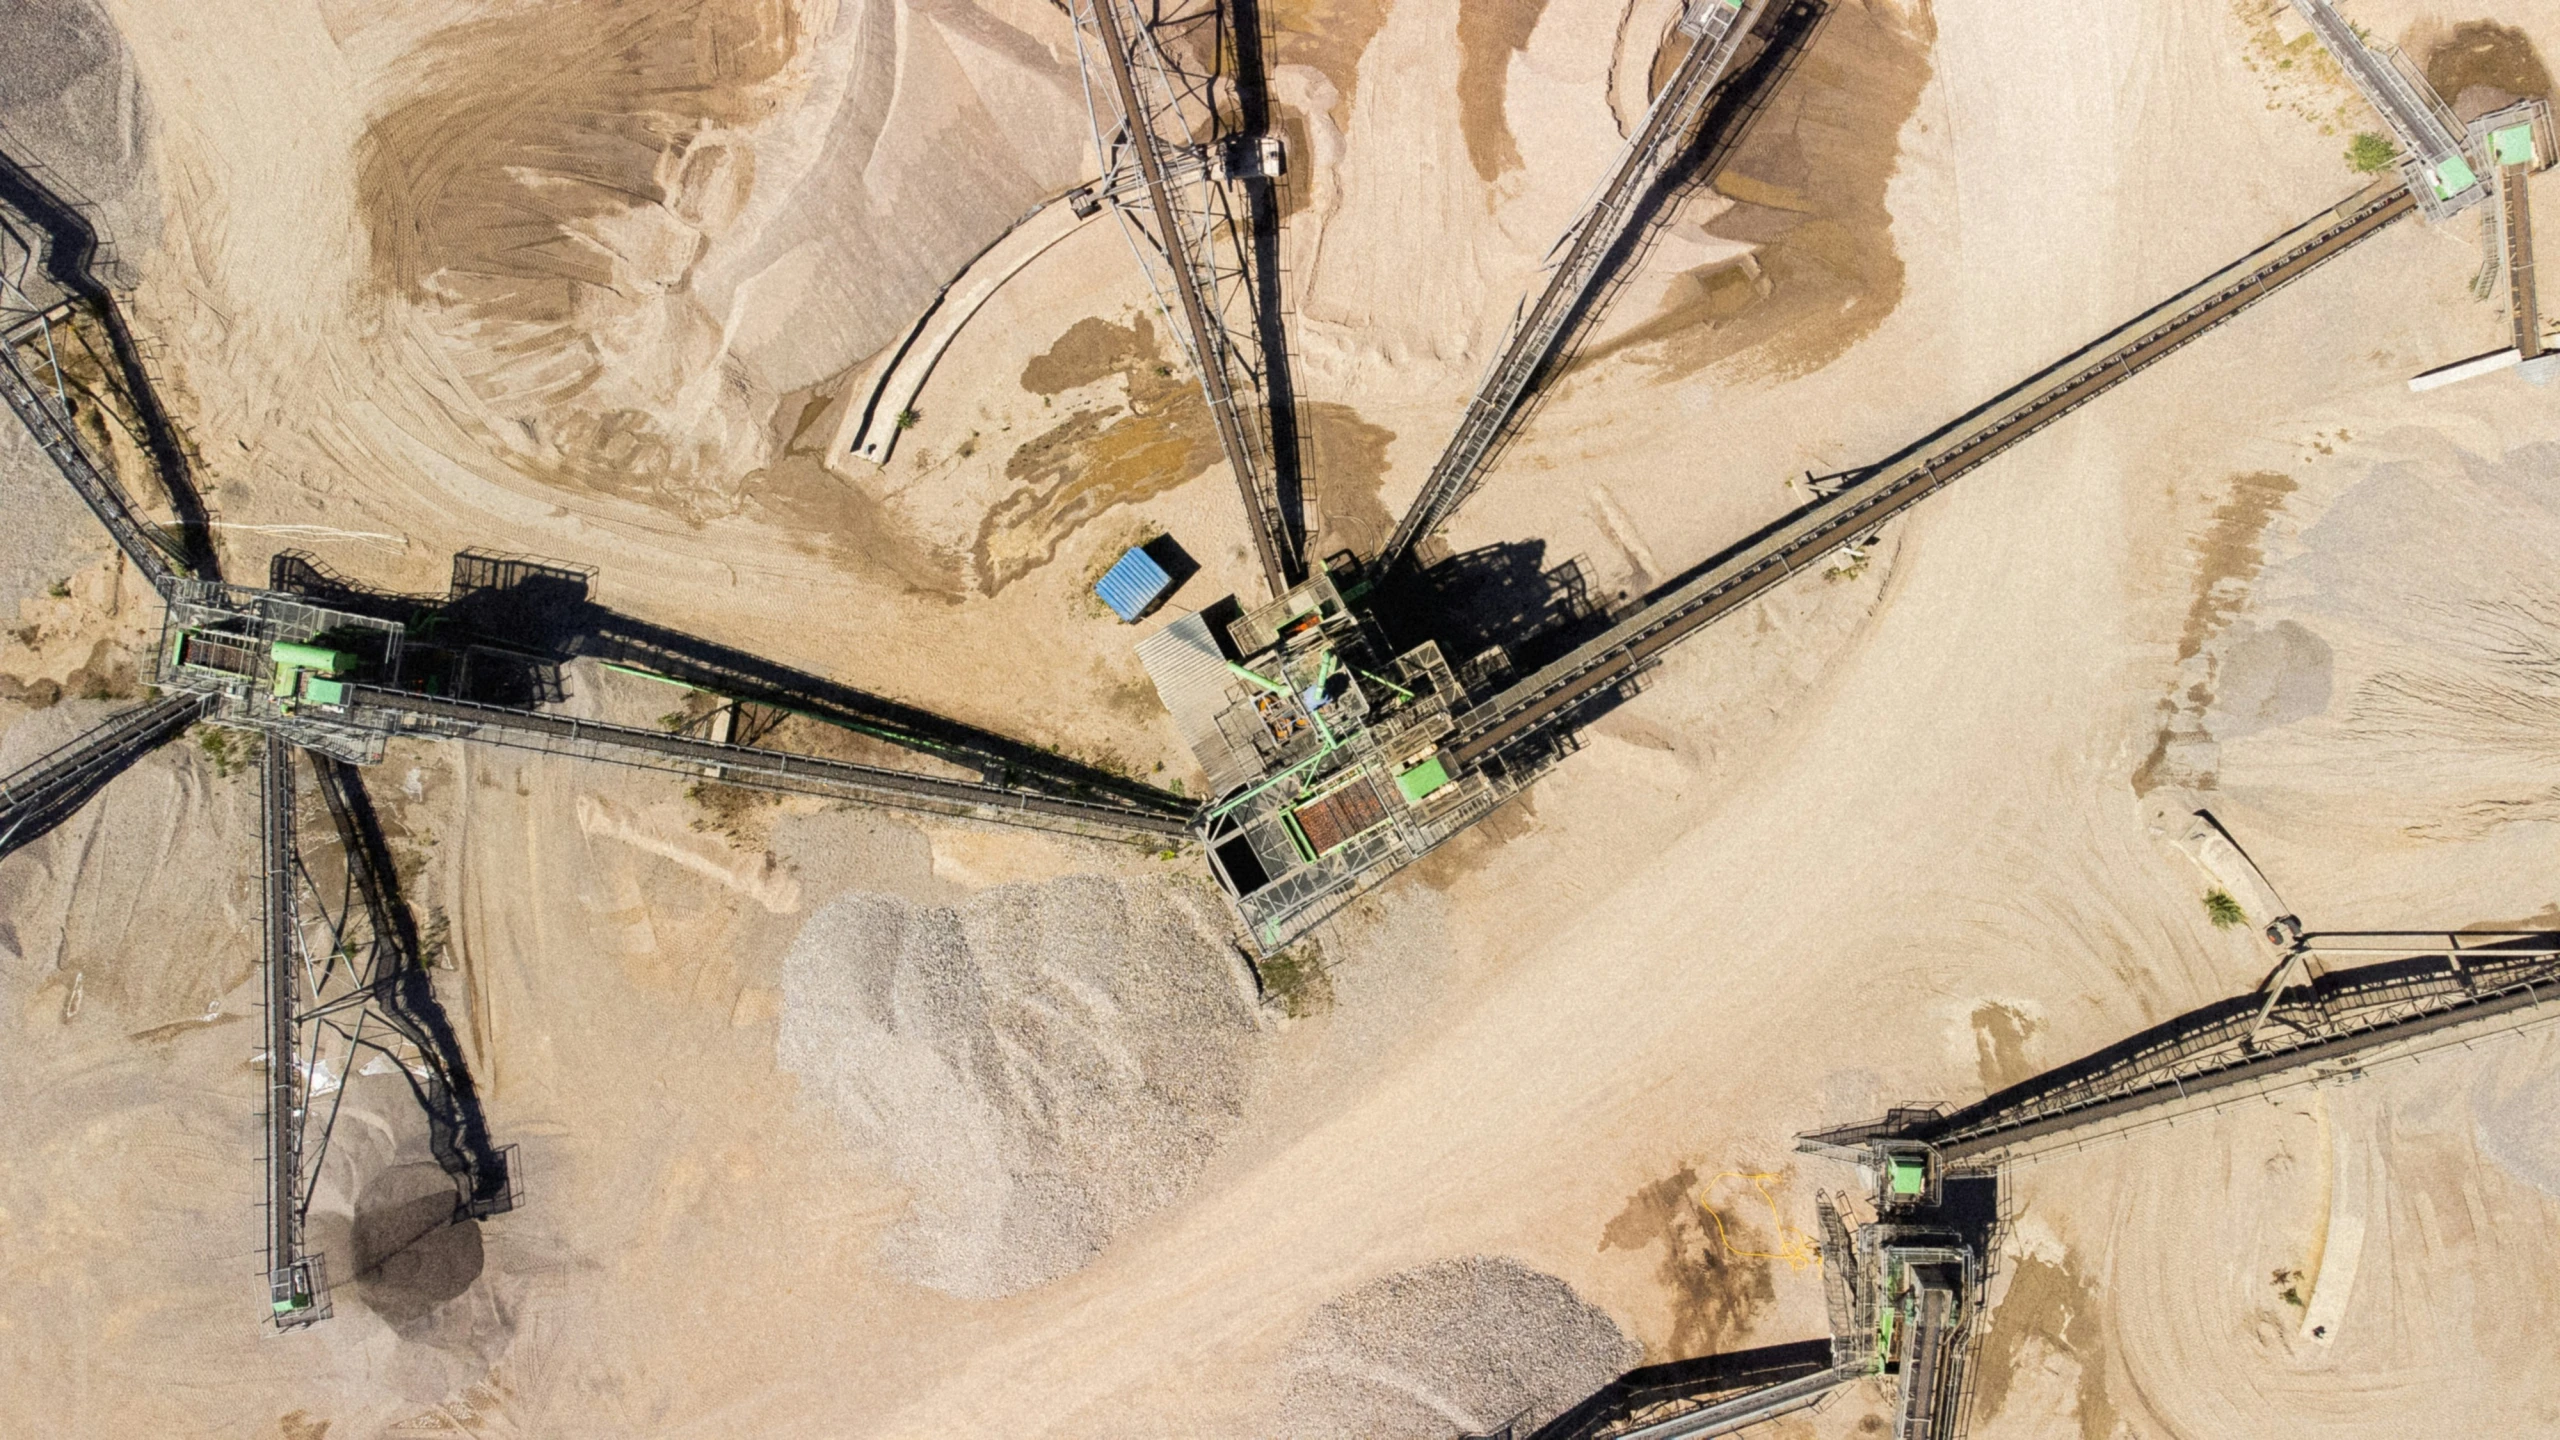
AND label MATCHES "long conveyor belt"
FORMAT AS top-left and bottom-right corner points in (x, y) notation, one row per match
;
(258, 732), (309, 1313)
(1381, 0), (1769, 570)
(348, 688), (1195, 842)
(0, 693), (205, 858)
(1447, 182), (2419, 767)
(2503, 159), (2542, 359)
(1802, 933), (2560, 1164)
